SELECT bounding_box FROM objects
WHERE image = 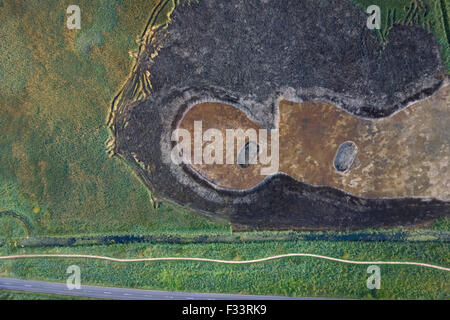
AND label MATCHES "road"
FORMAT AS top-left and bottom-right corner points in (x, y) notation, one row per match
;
(0, 277), (312, 300)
